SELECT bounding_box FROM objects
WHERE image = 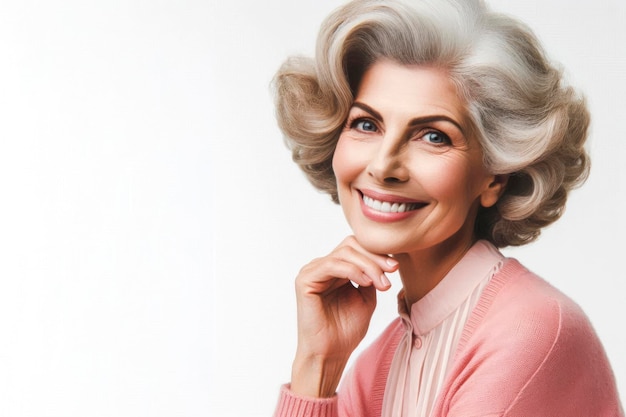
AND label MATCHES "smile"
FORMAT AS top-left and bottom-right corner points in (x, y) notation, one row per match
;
(361, 194), (424, 213)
